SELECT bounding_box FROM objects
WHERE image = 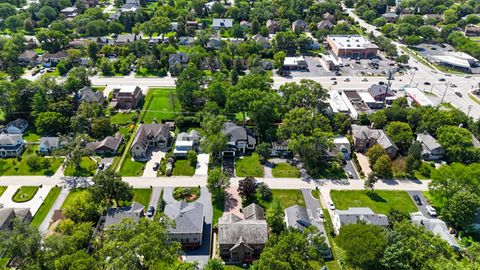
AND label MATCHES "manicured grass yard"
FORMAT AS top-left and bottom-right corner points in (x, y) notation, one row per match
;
(235, 153), (264, 177)
(272, 162), (300, 178)
(119, 152), (145, 176)
(61, 189), (90, 210)
(64, 157), (97, 176)
(0, 186), (6, 197)
(111, 112), (138, 125)
(311, 189), (320, 200)
(271, 189), (306, 209)
(12, 186), (39, 203)
(92, 85), (106, 92)
(172, 159), (195, 176)
(0, 146), (63, 176)
(30, 187), (61, 228)
(23, 130), (41, 142)
(212, 196), (224, 226)
(141, 88), (180, 124)
(131, 188), (152, 207)
(330, 190), (417, 215)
